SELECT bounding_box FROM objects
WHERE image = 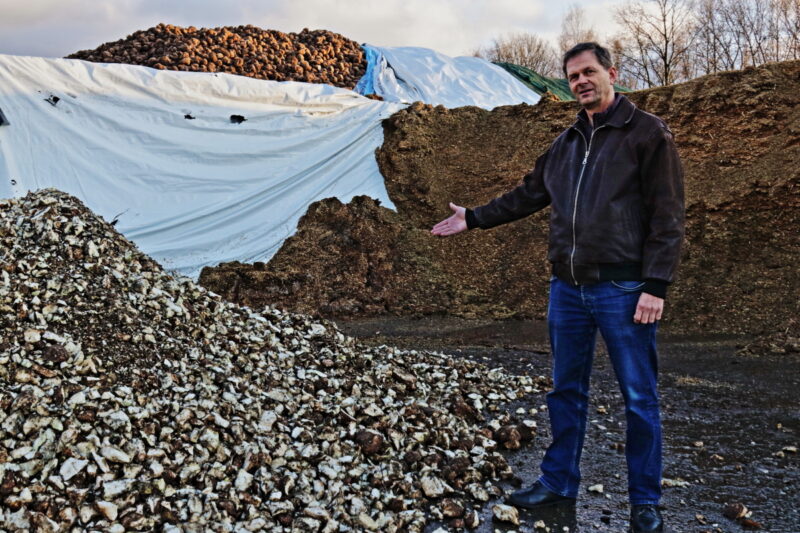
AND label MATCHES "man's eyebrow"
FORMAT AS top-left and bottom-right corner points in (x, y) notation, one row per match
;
(568, 68), (592, 78)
